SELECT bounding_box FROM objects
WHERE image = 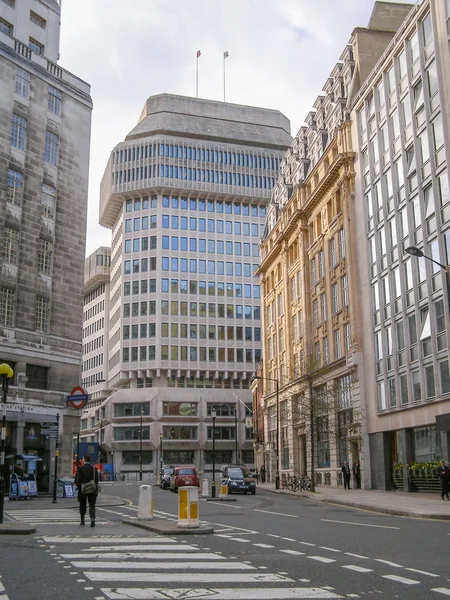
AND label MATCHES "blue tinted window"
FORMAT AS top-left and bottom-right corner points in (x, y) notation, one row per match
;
(172, 215), (179, 229)
(251, 205), (258, 216)
(172, 196), (179, 209)
(181, 237), (188, 251)
(217, 261), (224, 275)
(235, 242), (241, 256)
(235, 283), (242, 298)
(242, 204), (249, 216)
(251, 224), (258, 237)
(253, 285), (260, 299)
(243, 243), (250, 256)
(171, 236), (179, 250)
(243, 223), (250, 236)
(161, 278), (169, 293)
(245, 306), (252, 319)
(133, 239), (140, 252)
(208, 200), (214, 212)
(199, 199), (205, 211)
(181, 197), (188, 209)
(171, 258), (178, 272)
(244, 263), (251, 277)
(226, 262), (233, 276)
(225, 202), (232, 214)
(124, 260), (131, 274)
(216, 202), (223, 213)
(208, 219), (215, 233)
(244, 284), (252, 298)
(217, 220), (224, 233)
(190, 217), (197, 231)
(162, 196), (170, 207)
(134, 218), (140, 231)
(142, 216), (149, 230)
(162, 257), (169, 271)
(234, 222), (241, 235)
(254, 306), (261, 320)
(125, 240), (131, 253)
(199, 239), (206, 252)
(162, 215), (169, 229)
(125, 219), (132, 232)
(190, 199), (196, 210)
(225, 221), (232, 234)
(235, 263), (242, 276)
(162, 236), (169, 249)
(181, 217), (188, 230)
(199, 260), (206, 274)
(190, 259), (197, 273)
(217, 241), (224, 254)
(234, 203), (241, 215)
(252, 244), (259, 257)
(226, 241), (233, 255)
(236, 305), (243, 319)
(198, 218), (205, 232)
(181, 258), (188, 272)
(260, 206), (266, 217)
(208, 240), (215, 253)
(190, 238), (197, 252)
